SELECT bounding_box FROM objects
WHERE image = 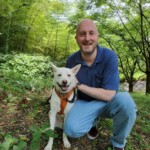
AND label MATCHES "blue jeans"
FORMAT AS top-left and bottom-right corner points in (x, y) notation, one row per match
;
(64, 92), (137, 148)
